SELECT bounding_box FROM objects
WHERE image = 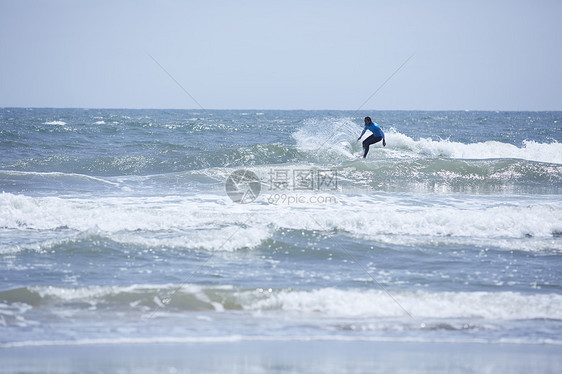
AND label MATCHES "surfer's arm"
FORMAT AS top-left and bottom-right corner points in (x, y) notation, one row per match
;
(357, 127), (367, 140)
(382, 130), (386, 146)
